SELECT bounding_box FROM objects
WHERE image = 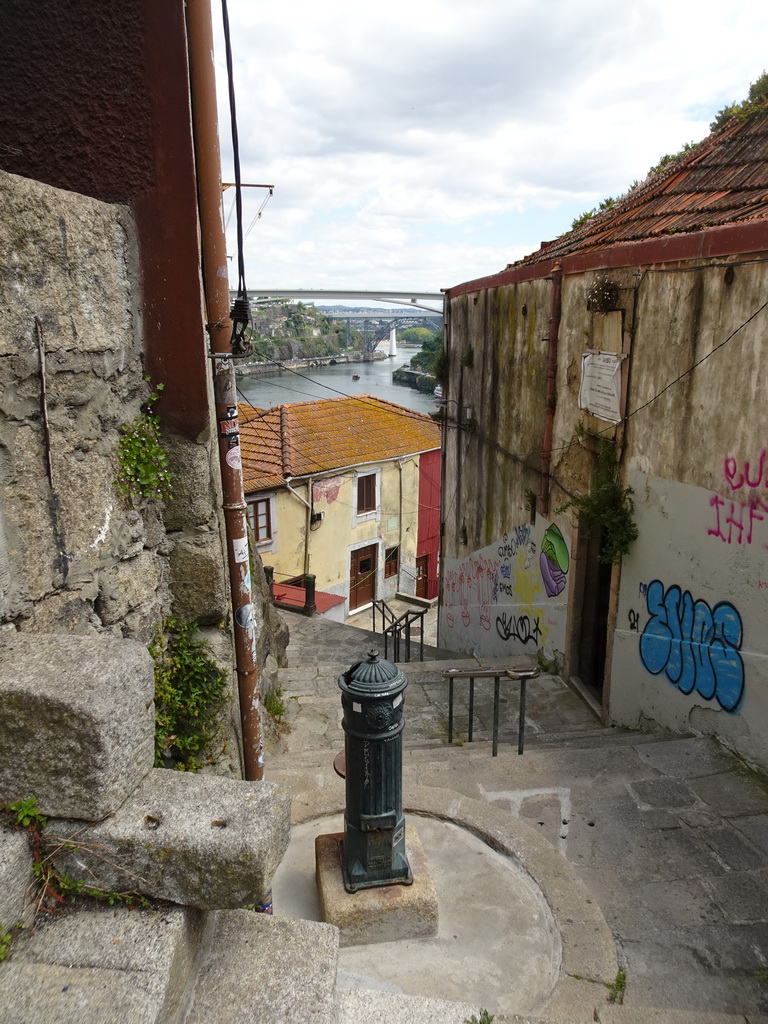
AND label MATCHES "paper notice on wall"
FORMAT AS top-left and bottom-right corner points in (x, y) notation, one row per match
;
(578, 351), (625, 423)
